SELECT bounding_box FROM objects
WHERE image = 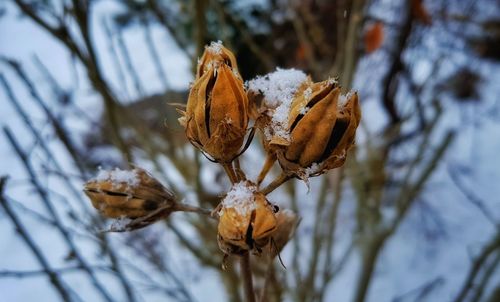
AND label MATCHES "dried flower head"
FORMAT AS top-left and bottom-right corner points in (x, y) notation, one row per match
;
(179, 51), (249, 163)
(84, 167), (176, 231)
(196, 40), (240, 79)
(216, 181), (279, 255)
(247, 68), (310, 145)
(266, 79), (361, 181)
